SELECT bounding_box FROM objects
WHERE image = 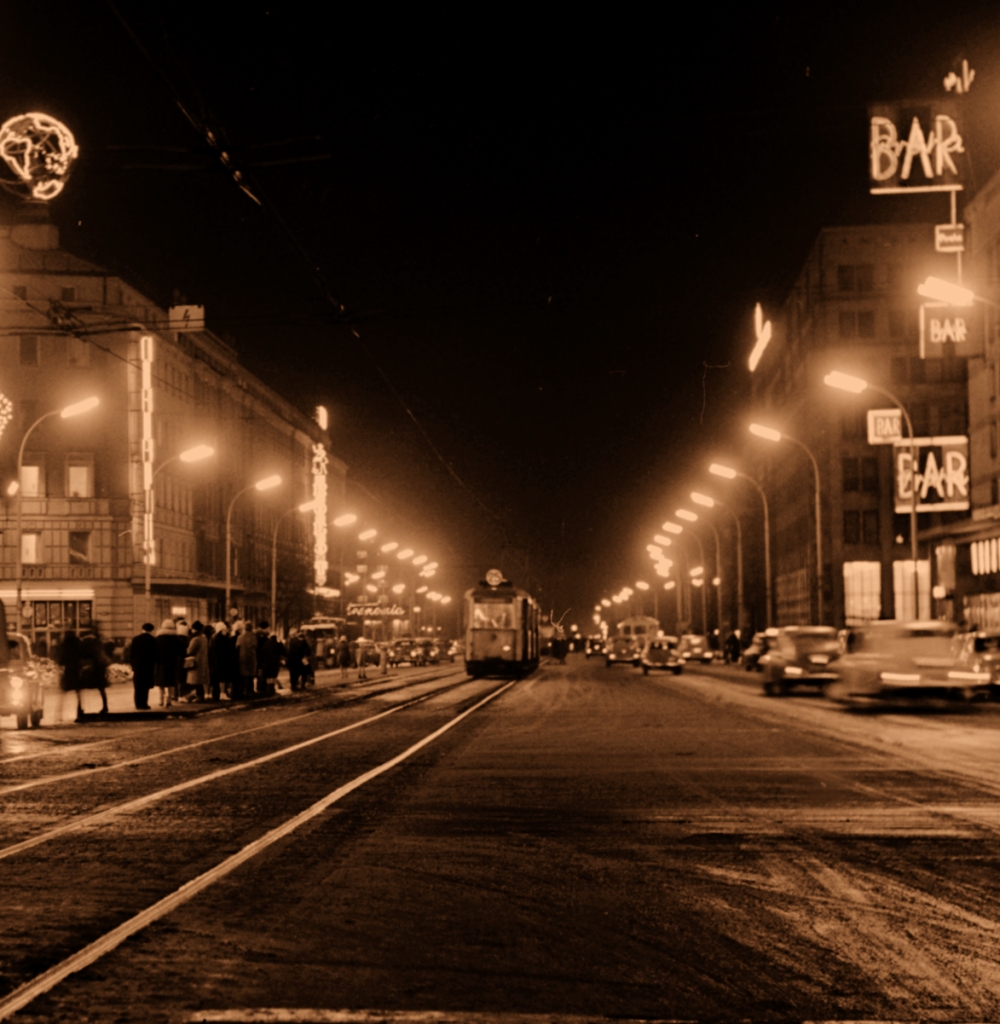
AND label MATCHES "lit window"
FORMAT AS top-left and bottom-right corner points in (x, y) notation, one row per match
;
(66, 457), (93, 498)
(843, 561), (881, 620)
(20, 464), (42, 497)
(21, 532), (42, 564)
